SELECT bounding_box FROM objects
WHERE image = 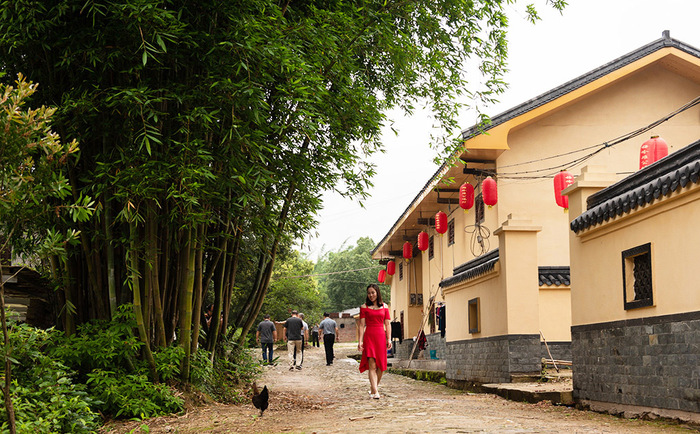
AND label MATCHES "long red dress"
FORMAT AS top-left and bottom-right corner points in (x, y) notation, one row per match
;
(358, 304), (390, 373)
